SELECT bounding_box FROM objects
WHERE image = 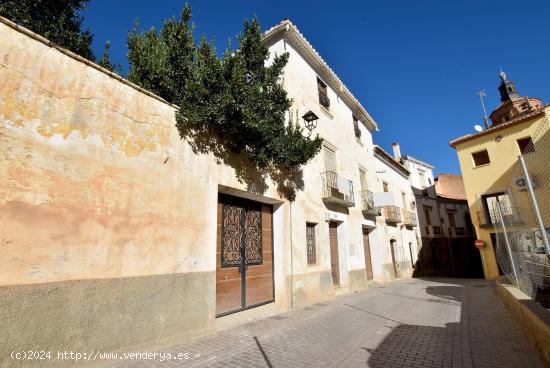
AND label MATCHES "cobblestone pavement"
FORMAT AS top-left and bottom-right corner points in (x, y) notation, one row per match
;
(108, 278), (547, 368)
